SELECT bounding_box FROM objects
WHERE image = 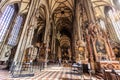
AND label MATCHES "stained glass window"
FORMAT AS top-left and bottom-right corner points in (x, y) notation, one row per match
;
(8, 16), (23, 46)
(108, 10), (120, 40)
(0, 5), (15, 42)
(99, 19), (106, 30)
